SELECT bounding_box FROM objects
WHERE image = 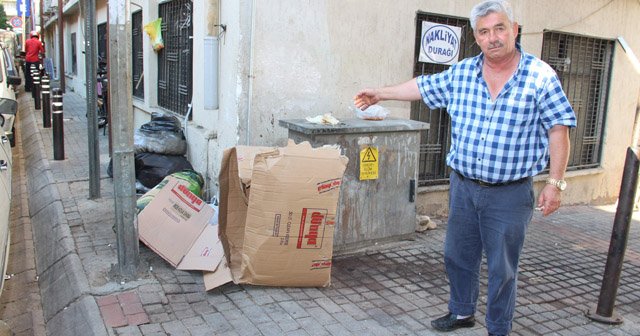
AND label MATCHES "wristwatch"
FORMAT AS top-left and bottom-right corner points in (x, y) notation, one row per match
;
(546, 178), (567, 191)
